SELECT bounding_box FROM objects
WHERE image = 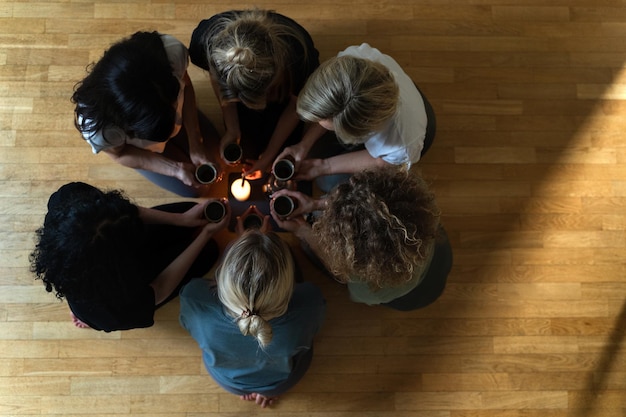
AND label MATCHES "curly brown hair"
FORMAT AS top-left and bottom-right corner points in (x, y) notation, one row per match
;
(313, 167), (440, 289)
